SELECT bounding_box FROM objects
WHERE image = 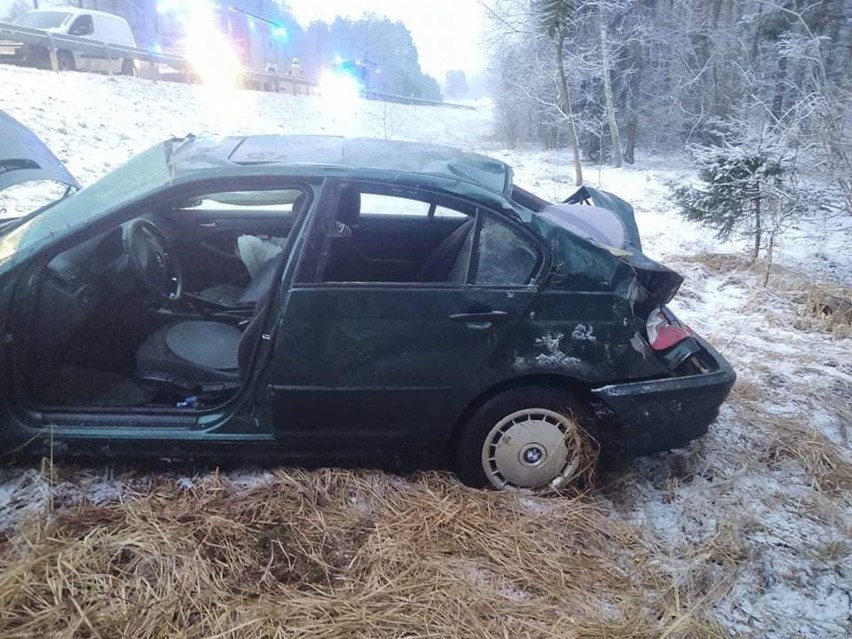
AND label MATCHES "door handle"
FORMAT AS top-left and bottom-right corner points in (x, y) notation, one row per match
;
(199, 222), (217, 228)
(449, 310), (510, 326)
